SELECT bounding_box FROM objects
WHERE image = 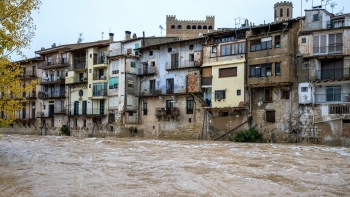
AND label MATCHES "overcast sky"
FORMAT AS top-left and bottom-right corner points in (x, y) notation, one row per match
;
(15, 0), (348, 60)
